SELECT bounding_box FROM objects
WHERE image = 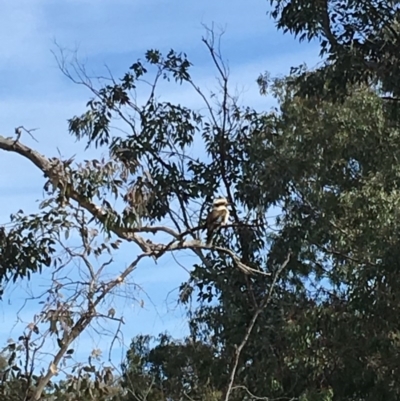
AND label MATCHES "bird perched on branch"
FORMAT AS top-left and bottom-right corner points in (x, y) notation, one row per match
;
(205, 197), (230, 246)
